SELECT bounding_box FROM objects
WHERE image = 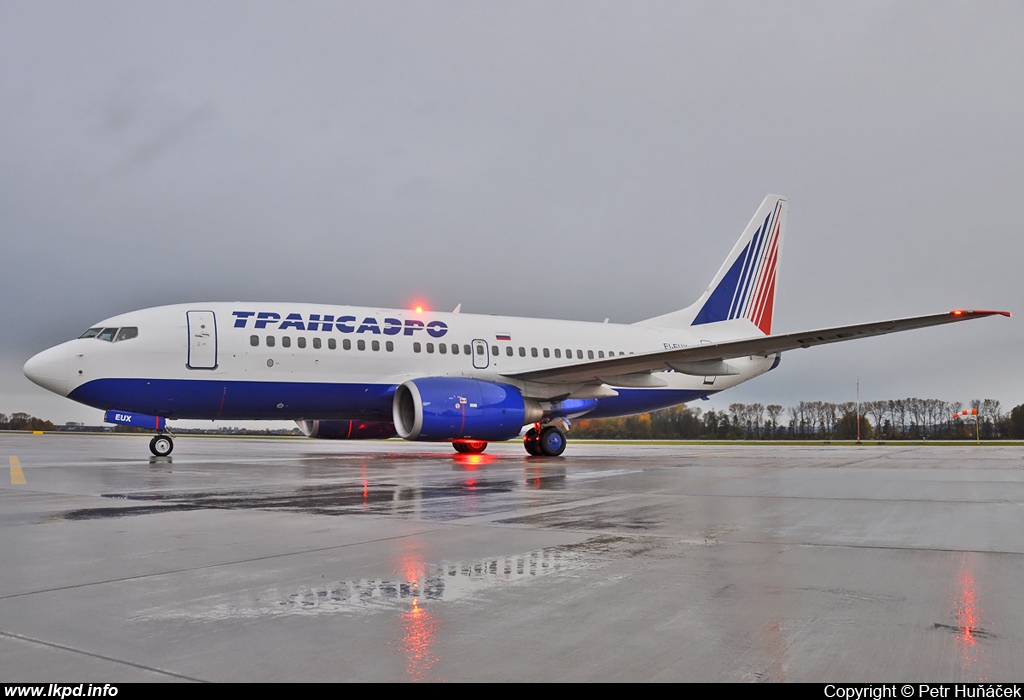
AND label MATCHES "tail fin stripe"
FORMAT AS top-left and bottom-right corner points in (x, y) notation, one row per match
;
(729, 212), (770, 319)
(740, 208), (777, 319)
(750, 219), (781, 329)
(733, 208), (774, 320)
(727, 233), (755, 319)
(747, 205), (782, 322)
